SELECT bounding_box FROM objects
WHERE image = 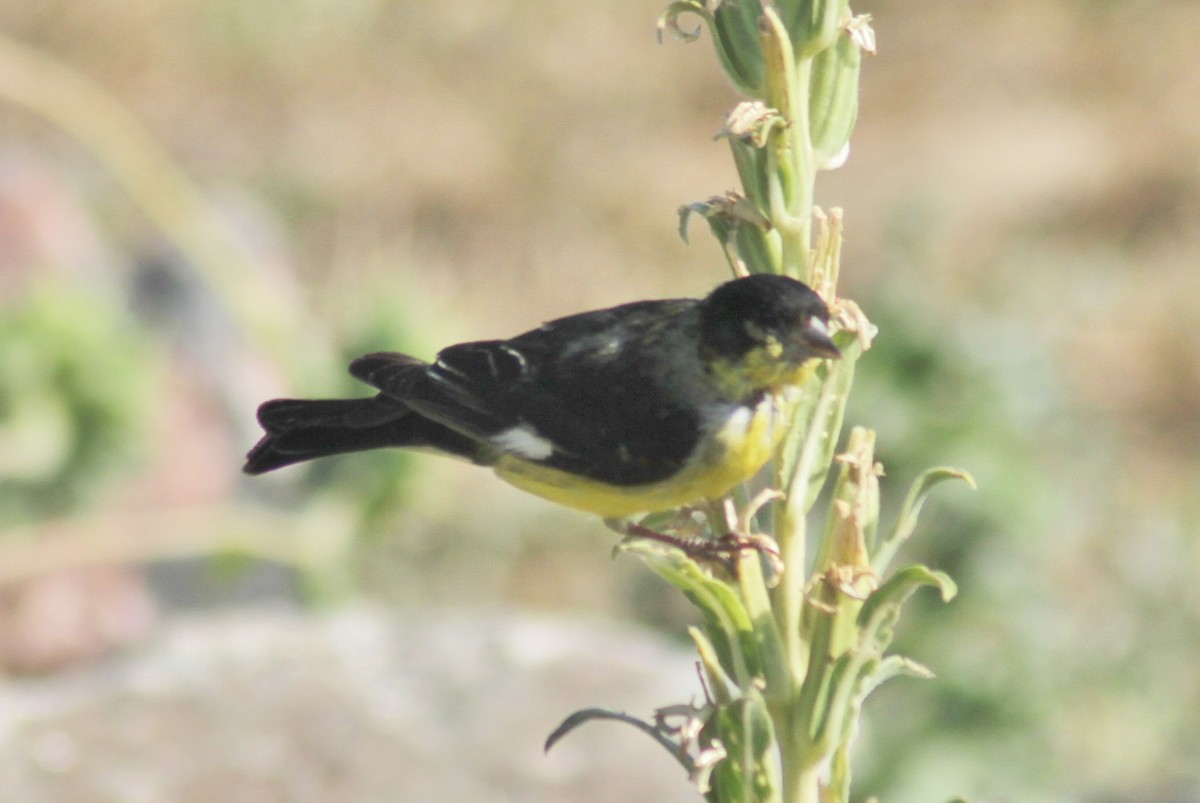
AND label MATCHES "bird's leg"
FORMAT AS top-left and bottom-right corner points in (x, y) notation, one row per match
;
(607, 490), (784, 573)
(606, 515), (734, 572)
(617, 521), (721, 554)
